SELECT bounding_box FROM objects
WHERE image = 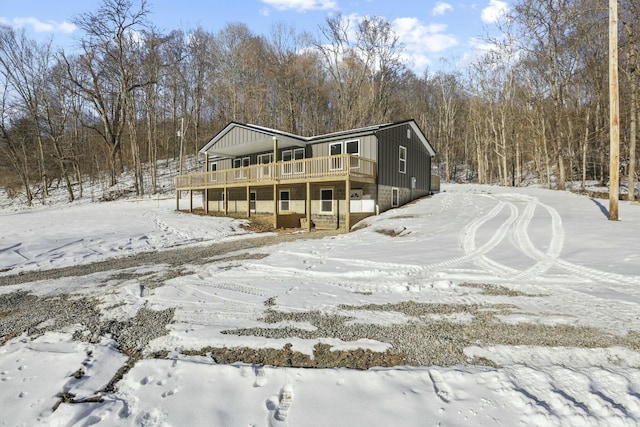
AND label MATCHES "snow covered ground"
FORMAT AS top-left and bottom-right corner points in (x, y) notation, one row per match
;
(1, 183), (640, 426)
